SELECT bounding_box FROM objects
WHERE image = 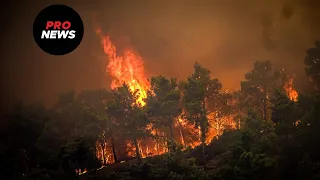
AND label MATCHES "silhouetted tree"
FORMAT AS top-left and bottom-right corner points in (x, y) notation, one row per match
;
(146, 75), (181, 152)
(107, 84), (150, 162)
(270, 88), (297, 141)
(241, 61), (280, 121)
(304, 40), (320, 92)
(182, 62), (222, 163)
